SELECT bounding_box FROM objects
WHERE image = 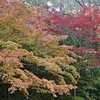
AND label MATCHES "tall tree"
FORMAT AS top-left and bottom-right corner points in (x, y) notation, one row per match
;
(0, 0), (79, 99)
